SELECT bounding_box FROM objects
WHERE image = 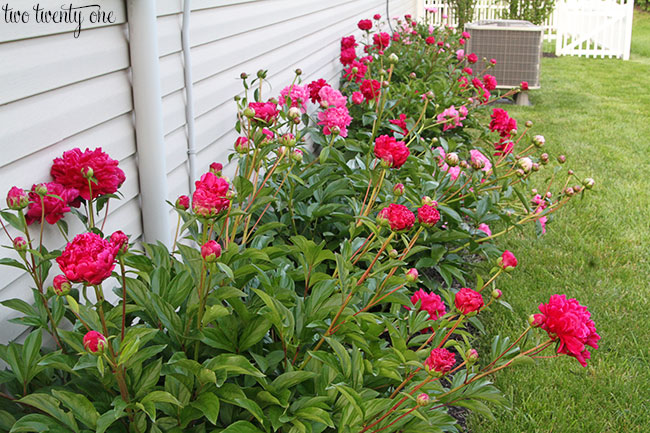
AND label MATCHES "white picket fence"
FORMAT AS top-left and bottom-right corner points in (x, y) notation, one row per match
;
(417, 0), (634, 59)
